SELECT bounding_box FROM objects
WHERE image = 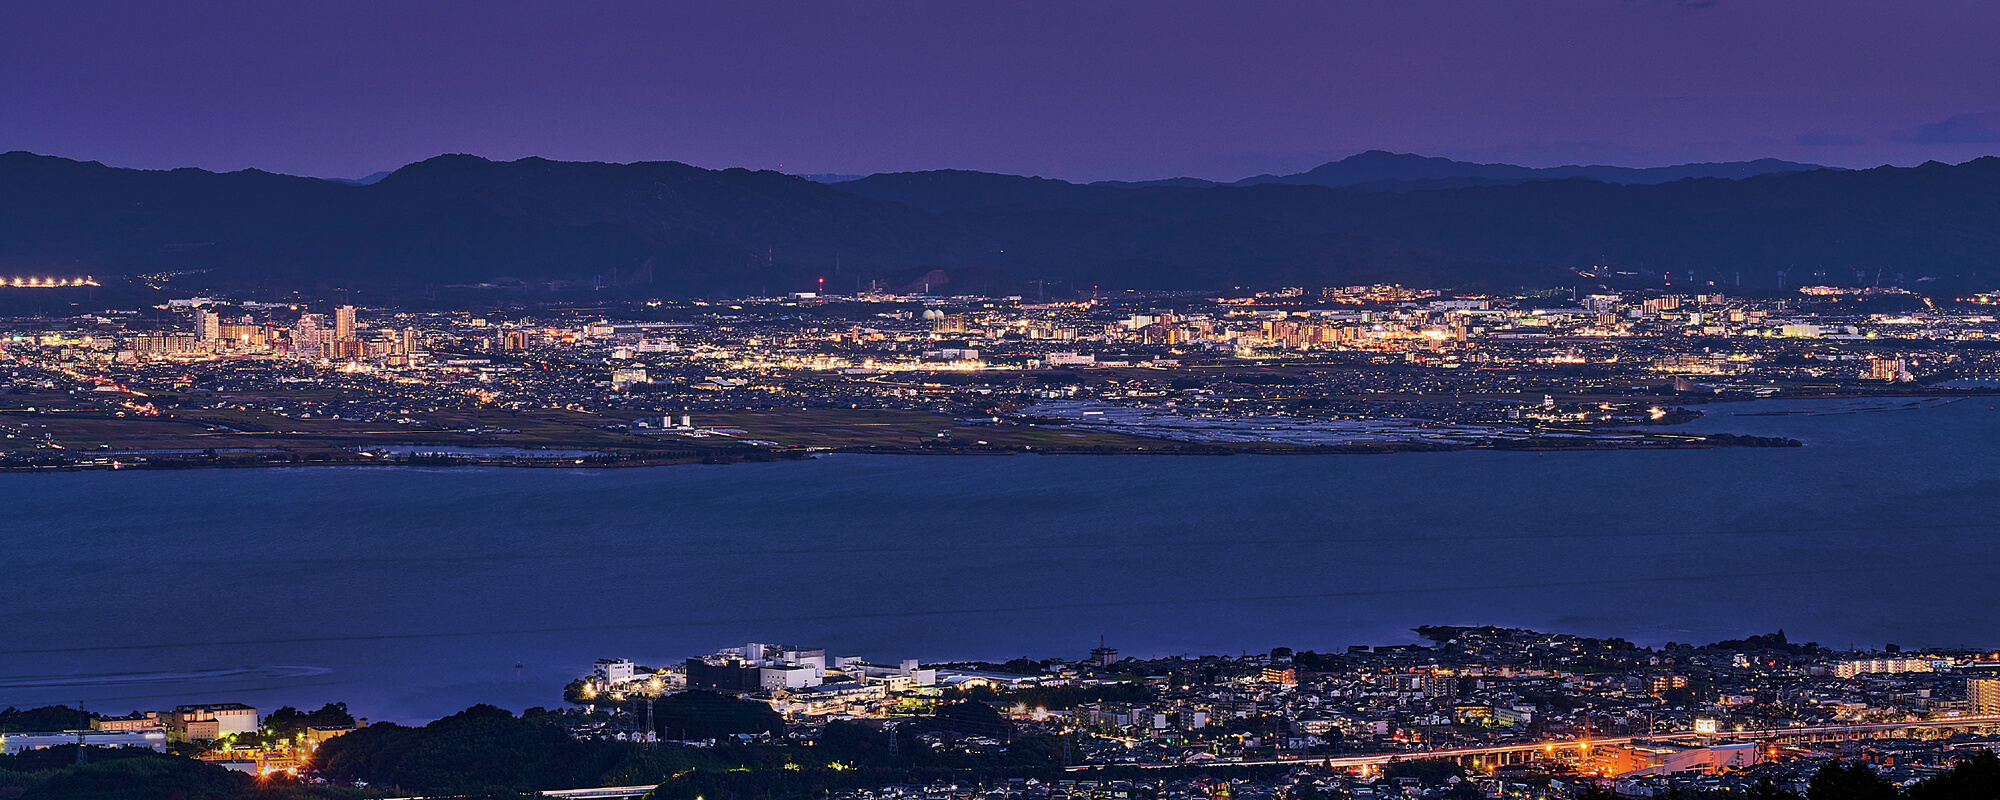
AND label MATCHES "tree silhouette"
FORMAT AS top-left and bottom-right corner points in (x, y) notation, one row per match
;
(1905, 749), (2000, 800)
(1807, 761), (1897, 800)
